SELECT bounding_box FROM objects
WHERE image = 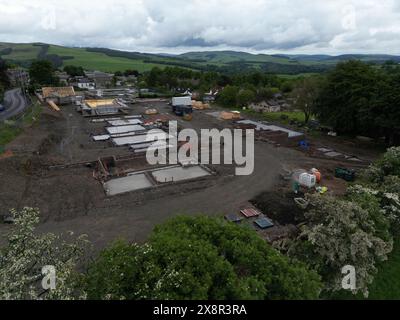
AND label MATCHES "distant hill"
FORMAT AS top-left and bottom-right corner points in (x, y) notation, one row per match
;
(1, 42), (399, 74)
